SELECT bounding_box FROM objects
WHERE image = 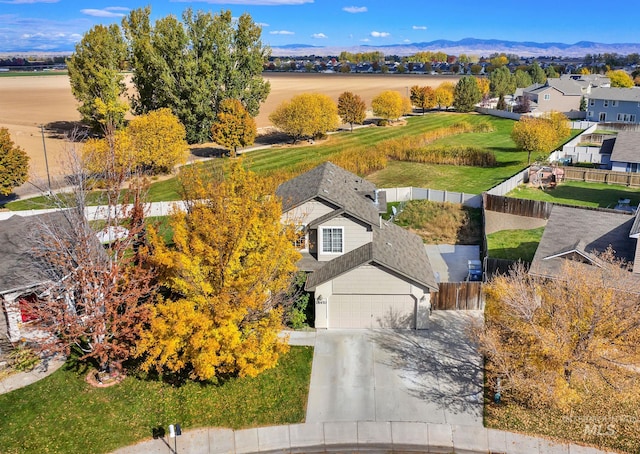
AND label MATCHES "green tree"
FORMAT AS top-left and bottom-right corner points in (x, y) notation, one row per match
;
(514, 69), (533, 88)
(545, 65), (559, 78)
(269, 93), (340, 143)
(211, 99), (257, 157)
(490, 66), (516, 97)
(337, 91), (367, 132)
(529, 61), (547, 84)
(123, 7), (270, 144)
(371, 90), (409, 121)
(453, 76), (482, 112)
(67, 24), (127, 130)
(0, 128), (29, 195)
(606, 69), (634, 88)
(137, 161), (300, 381)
